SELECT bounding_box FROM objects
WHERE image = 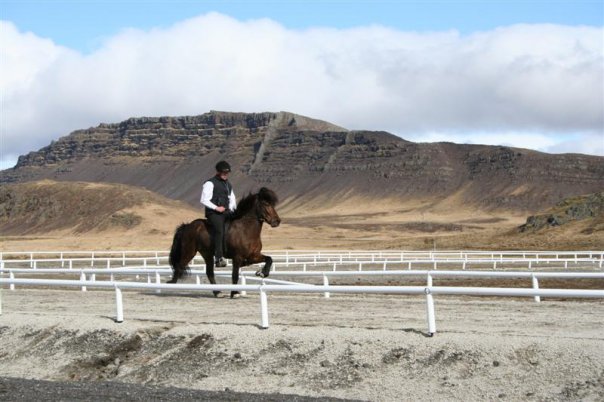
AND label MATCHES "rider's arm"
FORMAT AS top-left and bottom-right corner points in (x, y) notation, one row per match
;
(200, 181), (219, 210)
